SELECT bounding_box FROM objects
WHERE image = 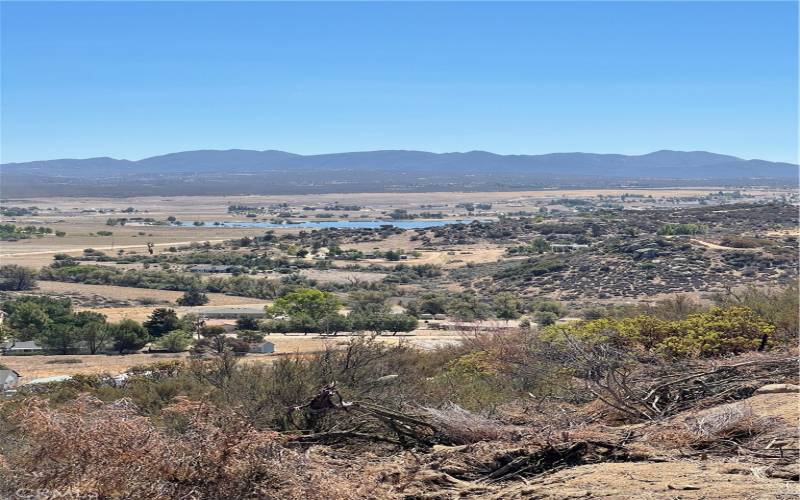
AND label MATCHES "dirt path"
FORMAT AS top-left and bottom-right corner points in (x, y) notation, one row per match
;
(0, 239), (229, 257)
(691, 239), (737, 250)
